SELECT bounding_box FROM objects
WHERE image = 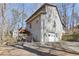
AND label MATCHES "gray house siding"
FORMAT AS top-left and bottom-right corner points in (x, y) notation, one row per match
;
(30, 16), (41, 42)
